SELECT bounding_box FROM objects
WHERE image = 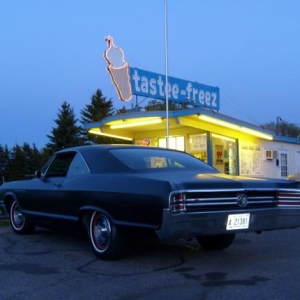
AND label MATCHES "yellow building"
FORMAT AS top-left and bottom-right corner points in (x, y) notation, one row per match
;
(96, 36), (300, 178)
(83, 107), (300, 179)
